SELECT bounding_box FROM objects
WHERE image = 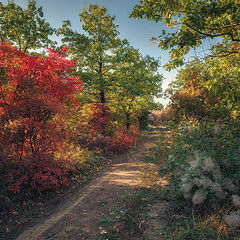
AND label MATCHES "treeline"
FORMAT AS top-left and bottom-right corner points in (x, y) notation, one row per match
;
(0, 1), (162, 205)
